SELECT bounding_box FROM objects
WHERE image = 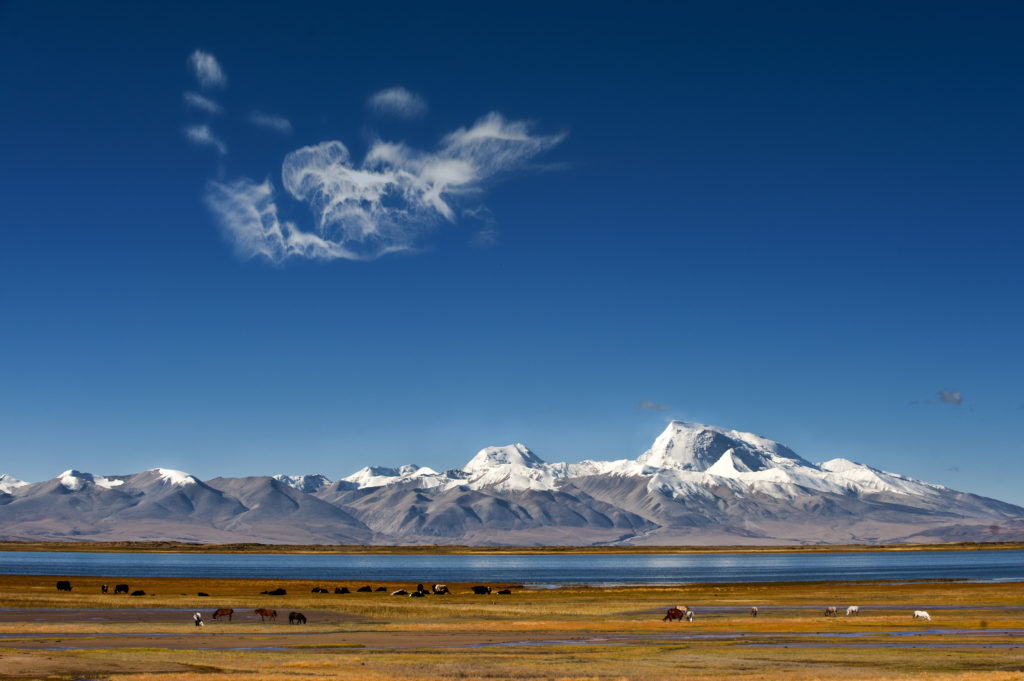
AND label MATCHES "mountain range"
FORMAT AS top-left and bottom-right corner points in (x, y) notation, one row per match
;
(2, 421), (1022, 545)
